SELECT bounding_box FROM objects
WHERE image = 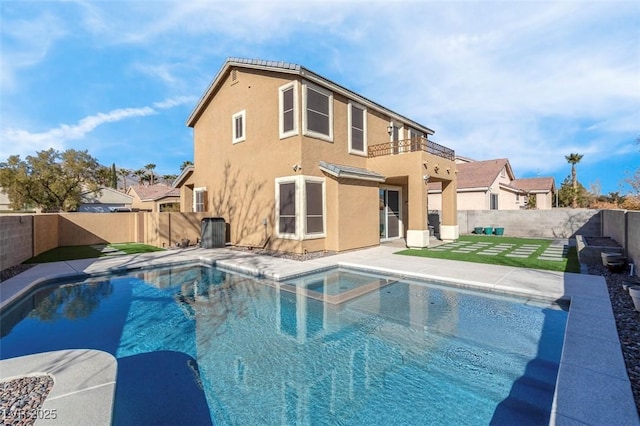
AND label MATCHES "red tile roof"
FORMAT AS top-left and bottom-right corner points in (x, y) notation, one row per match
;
(511, 177), (555, 192)
(456, 158), (509, 189)
(128, 184), (180, 201)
